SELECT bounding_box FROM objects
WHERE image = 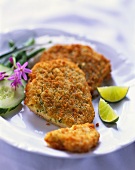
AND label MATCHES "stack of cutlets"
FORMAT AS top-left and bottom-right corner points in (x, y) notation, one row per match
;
(25, 44), (111, 128)
(40, 44), (111, 94)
